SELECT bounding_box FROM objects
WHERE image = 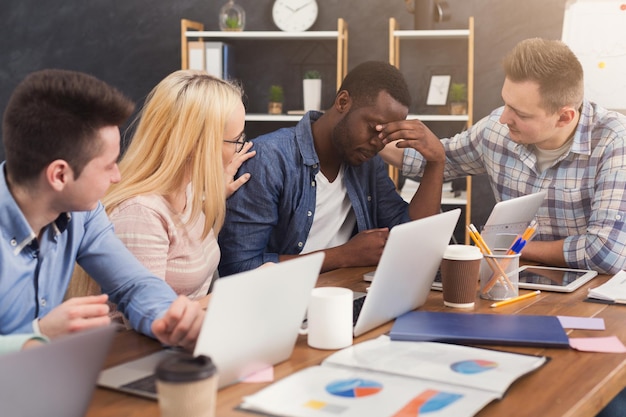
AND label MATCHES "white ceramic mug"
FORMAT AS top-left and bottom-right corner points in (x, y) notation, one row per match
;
(300, 287), (353, 350)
